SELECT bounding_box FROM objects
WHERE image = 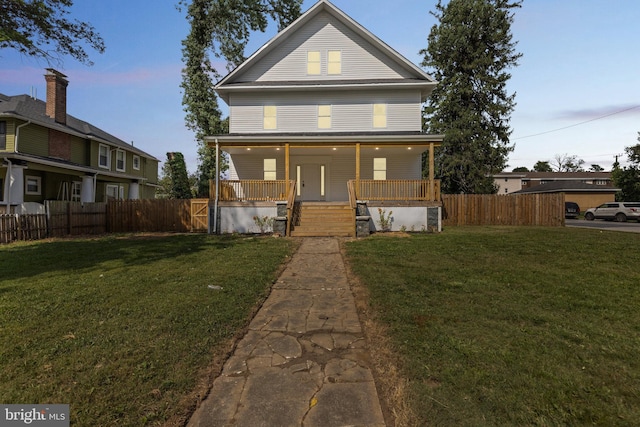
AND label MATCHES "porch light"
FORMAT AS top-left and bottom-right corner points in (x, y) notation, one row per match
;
(276, 147), (280, 151)
(332, 147), (337, 151)
(408, 147), (412, 150)
(246, 148), (251, 151)
(375, 147), (379, 150)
